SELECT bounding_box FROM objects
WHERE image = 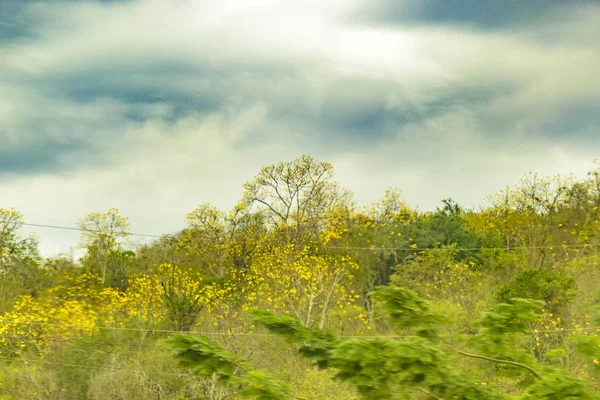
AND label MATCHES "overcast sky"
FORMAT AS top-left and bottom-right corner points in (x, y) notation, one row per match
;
(1, 0), (599, 257)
